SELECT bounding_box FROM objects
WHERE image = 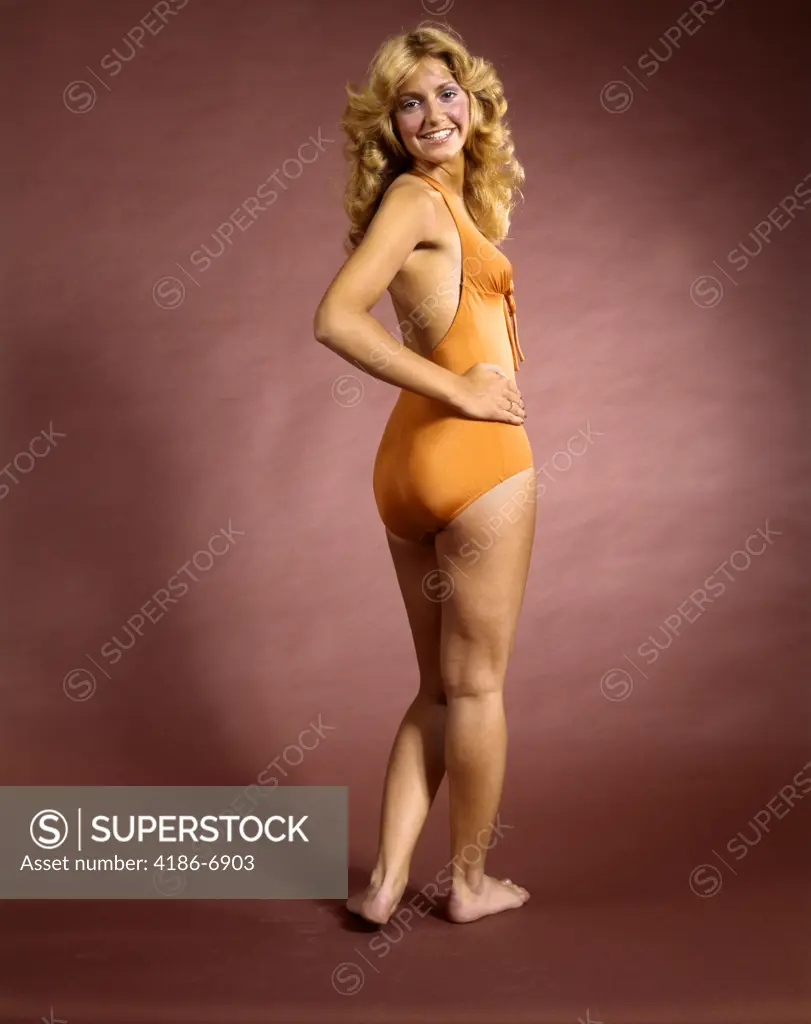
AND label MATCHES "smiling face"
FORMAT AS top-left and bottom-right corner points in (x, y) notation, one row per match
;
(392, 57), (470, 167)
